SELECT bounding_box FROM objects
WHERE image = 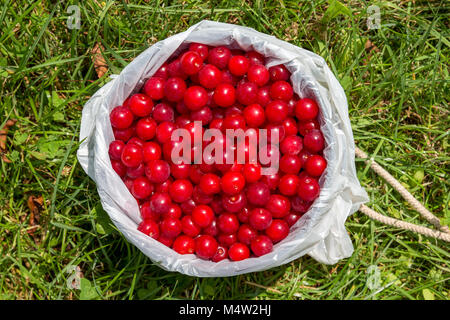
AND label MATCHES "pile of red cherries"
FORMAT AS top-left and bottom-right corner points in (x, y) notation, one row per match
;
(108, 43), (327, 262)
